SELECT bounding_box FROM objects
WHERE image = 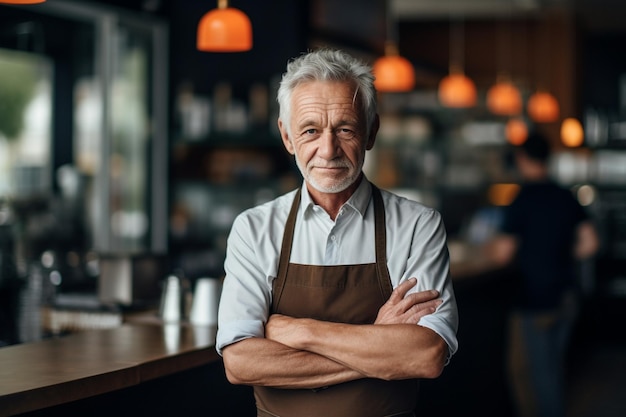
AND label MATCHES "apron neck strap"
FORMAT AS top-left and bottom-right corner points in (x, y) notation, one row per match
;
(274, 184), (392, 307)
